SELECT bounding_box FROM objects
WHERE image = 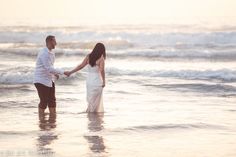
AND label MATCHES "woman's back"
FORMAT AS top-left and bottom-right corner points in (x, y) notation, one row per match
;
(86, 61), (104, 112)
(86, 58), (103, 87)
